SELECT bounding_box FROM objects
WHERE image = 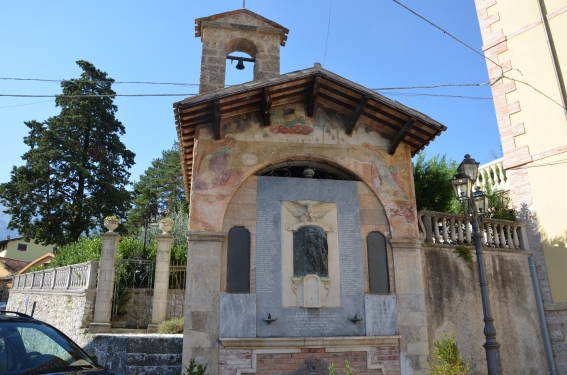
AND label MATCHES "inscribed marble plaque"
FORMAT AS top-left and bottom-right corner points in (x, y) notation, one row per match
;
(364, 294), (399, 336)
(220, 293), (256, 338)
(256, 176), (365, 337)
